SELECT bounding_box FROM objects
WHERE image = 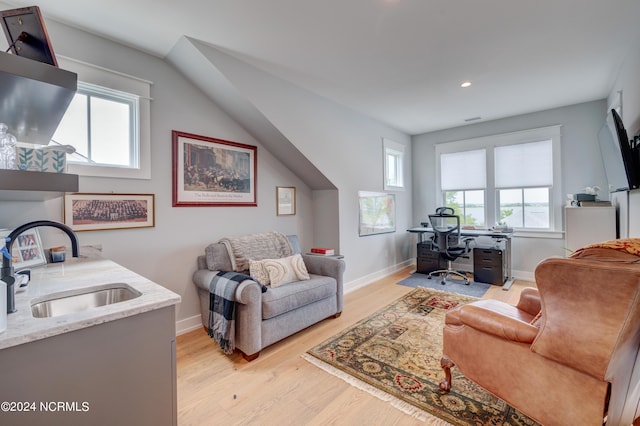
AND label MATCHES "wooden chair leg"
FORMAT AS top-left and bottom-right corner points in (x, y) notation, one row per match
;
(334, 312), (342, 318)
(241, 351), (260, 362)
(439, 356), (455, 392)
(204, 325), (259, 361)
